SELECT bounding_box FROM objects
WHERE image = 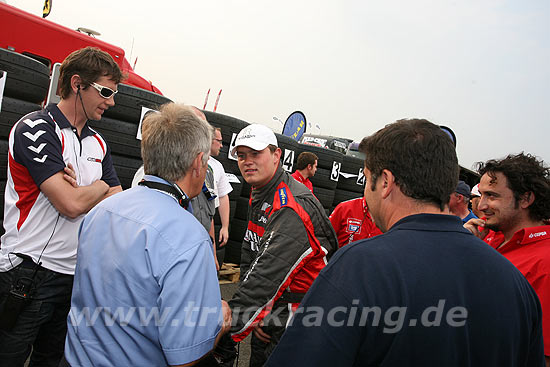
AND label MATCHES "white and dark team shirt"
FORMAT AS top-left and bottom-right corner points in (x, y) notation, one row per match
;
(0, 104), (120, 275)
(208, 157), (232, 208)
